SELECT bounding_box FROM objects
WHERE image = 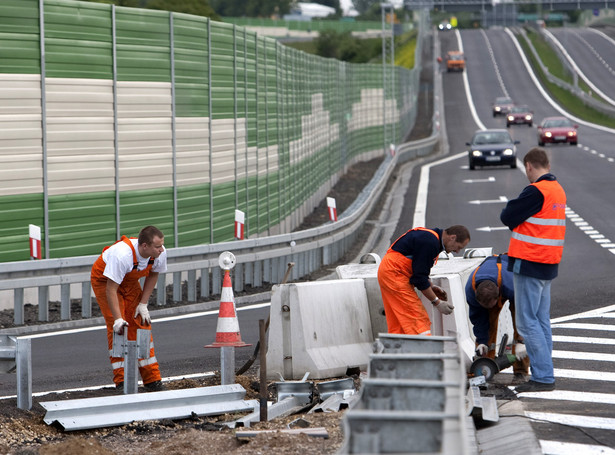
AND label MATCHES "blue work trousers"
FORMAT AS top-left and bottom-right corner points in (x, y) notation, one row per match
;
(513, 271), (554, 384)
